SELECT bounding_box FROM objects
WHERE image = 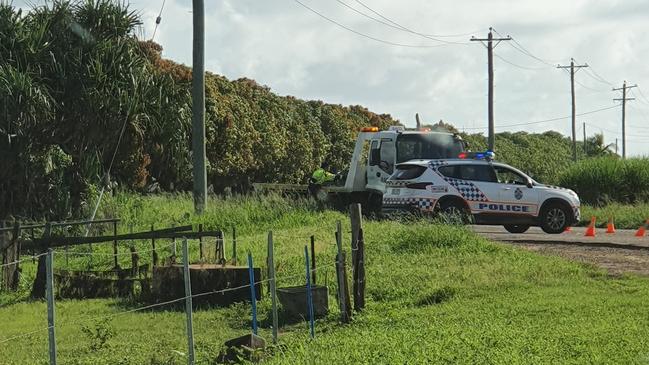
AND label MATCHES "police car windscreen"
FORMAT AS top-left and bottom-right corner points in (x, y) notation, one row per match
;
(396, 134), (463, 163)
